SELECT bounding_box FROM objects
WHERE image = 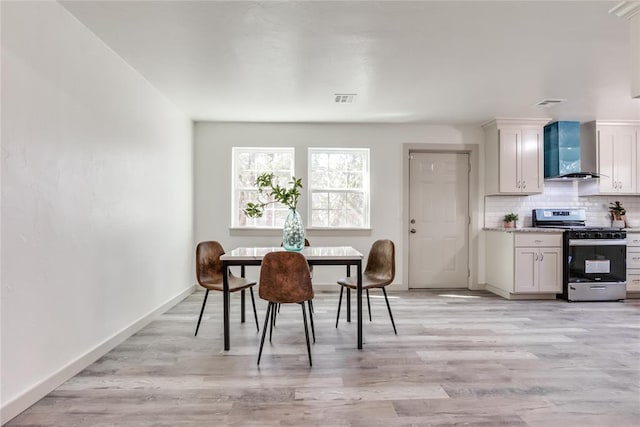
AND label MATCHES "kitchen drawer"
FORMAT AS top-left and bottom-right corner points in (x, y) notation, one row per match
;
(627, 271), (640, 291)
(627, 250), (640, 270)
(627, 233), (640, 247)
(515, 233), (562, 247)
